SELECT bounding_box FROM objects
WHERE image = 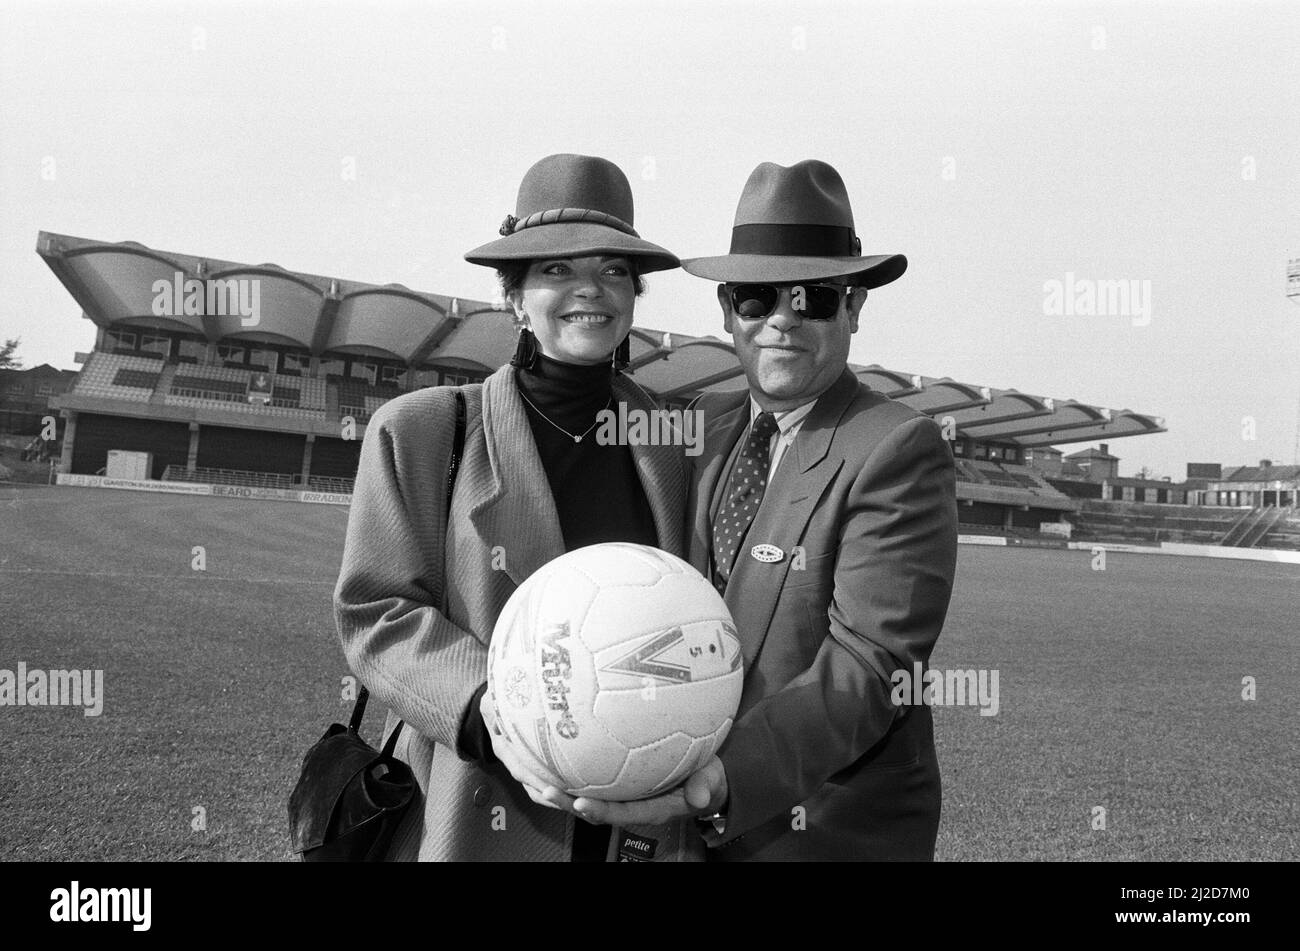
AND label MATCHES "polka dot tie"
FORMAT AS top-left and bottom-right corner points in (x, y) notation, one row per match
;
(711, 412), (779, 594)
